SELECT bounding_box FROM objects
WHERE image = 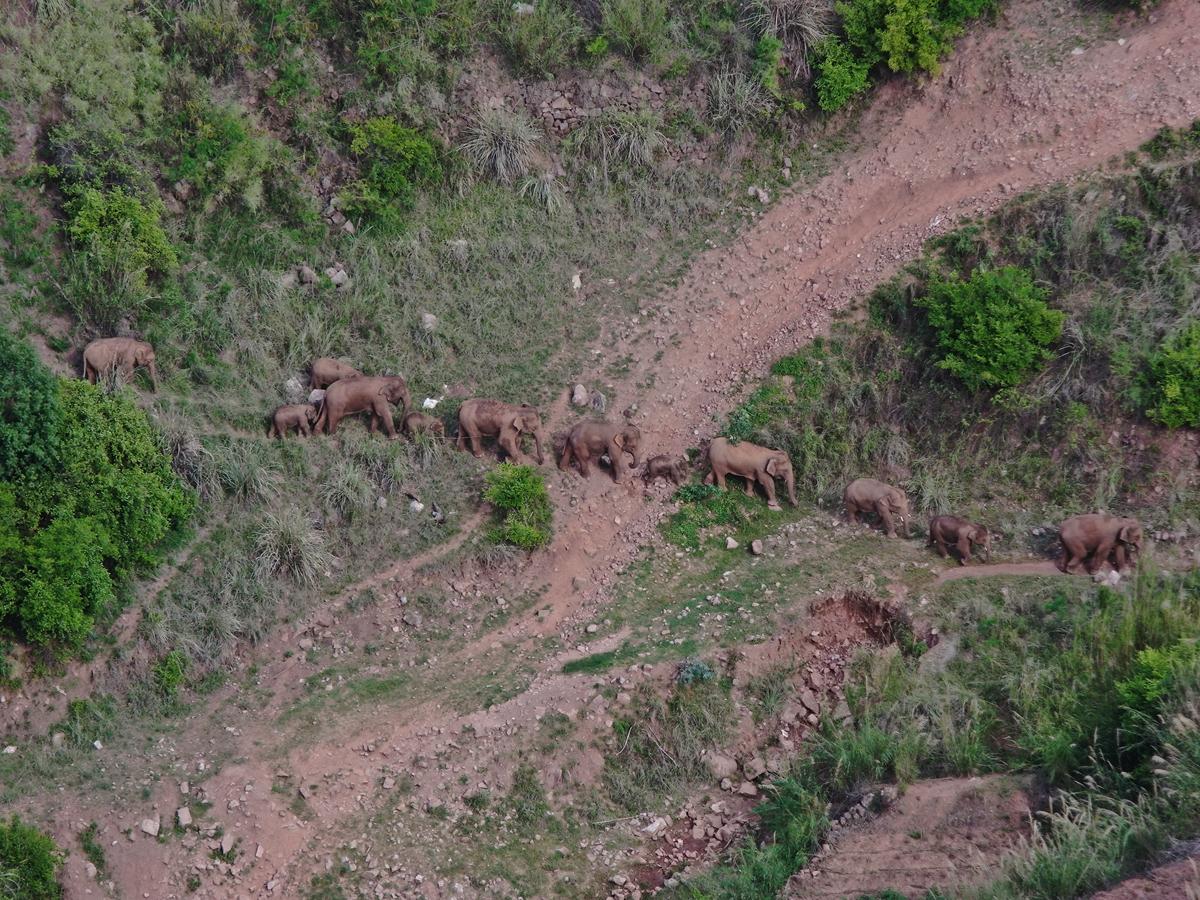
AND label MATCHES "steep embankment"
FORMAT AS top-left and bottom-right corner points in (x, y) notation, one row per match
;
(45, 1), (1200, 896)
